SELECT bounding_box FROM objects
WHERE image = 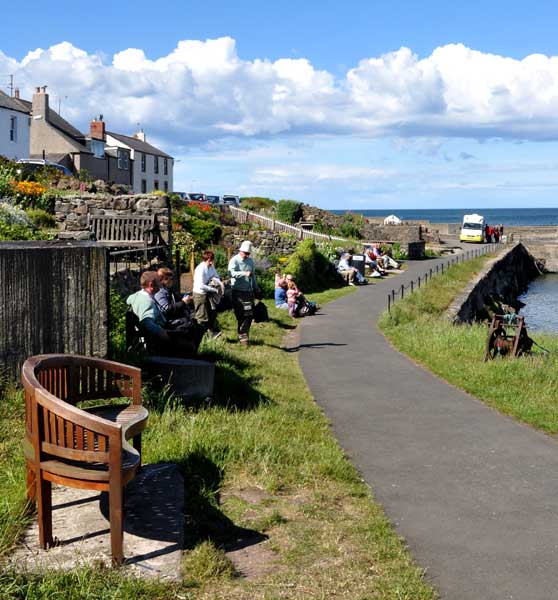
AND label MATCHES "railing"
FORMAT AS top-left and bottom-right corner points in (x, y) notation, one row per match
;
(228, 205), (355, 244)
(109, 245), (168, 273)
(387, 243), (501, 313)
